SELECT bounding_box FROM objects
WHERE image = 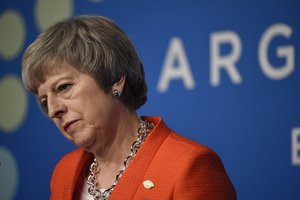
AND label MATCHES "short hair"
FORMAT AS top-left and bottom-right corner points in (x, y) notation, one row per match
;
(22, 15), (147, 110)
